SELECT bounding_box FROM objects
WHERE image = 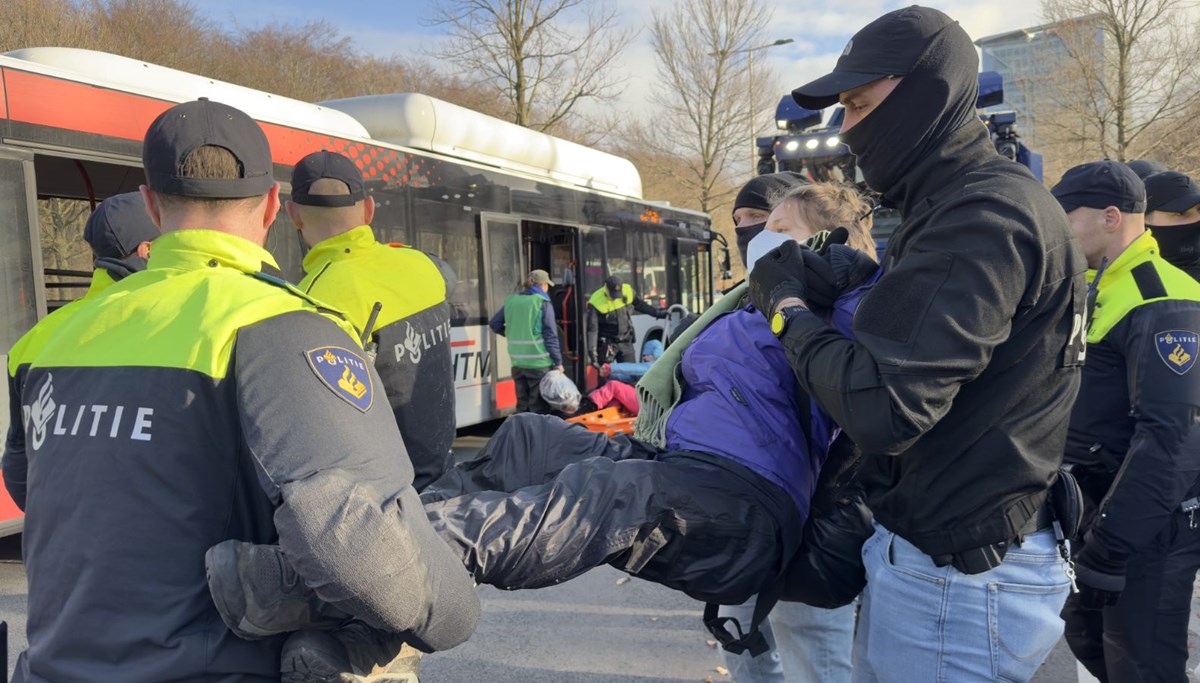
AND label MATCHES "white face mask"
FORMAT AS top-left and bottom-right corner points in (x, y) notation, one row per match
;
(746, 229), (795, 273)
